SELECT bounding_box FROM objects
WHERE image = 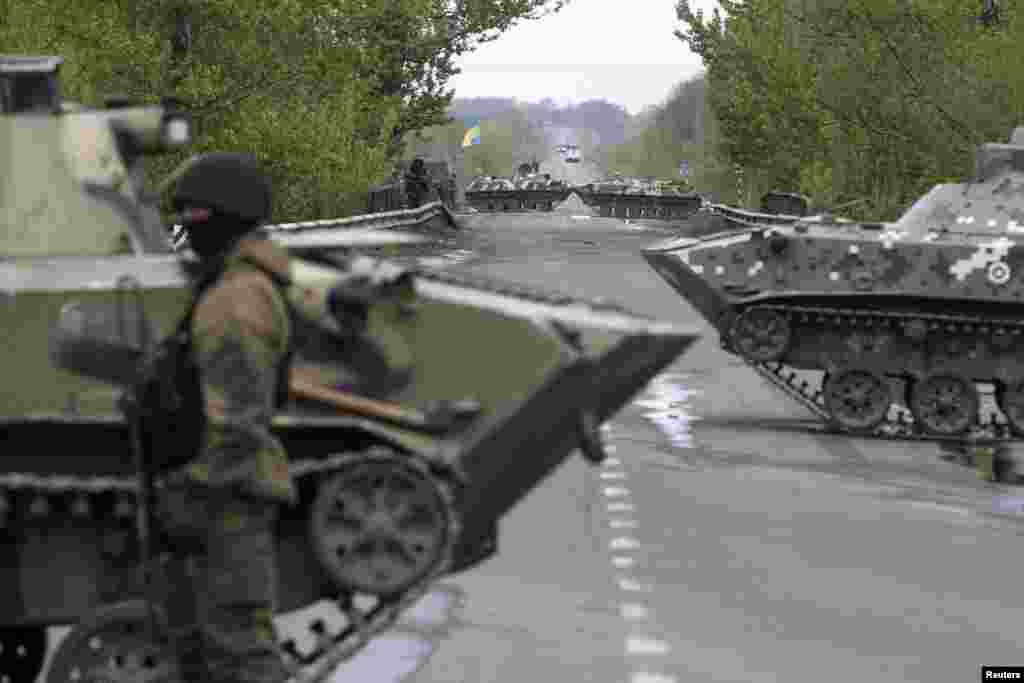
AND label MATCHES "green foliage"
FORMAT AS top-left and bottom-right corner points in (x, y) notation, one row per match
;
(592, 76), (740, 202)
(1, 0), (569, 220)
(406, 106), (548, 180)
(676, 0), (1024, 219)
